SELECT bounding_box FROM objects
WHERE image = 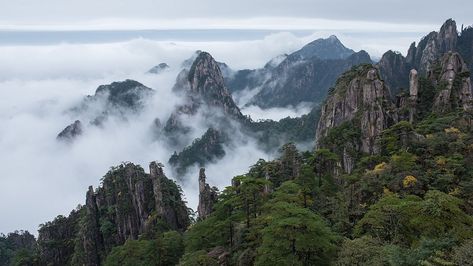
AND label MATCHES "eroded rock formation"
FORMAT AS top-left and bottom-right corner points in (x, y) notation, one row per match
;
(316, 65), (397, 173)
(197, 168), (218, 219)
